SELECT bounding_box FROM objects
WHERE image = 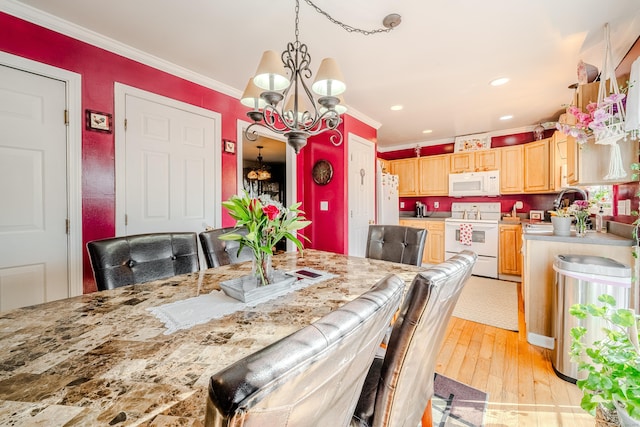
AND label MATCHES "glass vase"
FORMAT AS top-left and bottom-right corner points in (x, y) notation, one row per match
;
(575, 215), (587, 237)
(252, 252), (273, 286)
